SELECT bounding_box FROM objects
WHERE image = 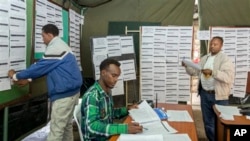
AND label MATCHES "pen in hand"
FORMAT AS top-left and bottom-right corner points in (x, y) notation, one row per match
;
(131, 121), (148, 131)
(143, 127), (148, 130)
